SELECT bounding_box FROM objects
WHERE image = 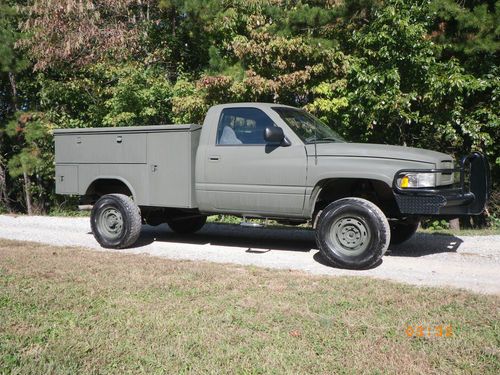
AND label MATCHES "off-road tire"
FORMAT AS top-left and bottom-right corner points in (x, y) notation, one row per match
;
(389, 218), (420, 245)
(167, 215), (207, 234)
(91, 194), (142, 248)
(315, 198), (390, 269)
